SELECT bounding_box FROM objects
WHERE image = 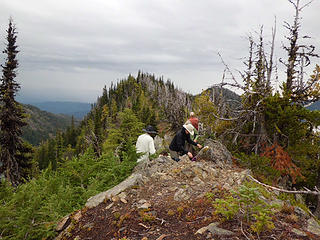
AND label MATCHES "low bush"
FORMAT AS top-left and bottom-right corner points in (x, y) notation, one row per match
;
(0, 149), (136, 240)
(212, 182), (279, 234)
